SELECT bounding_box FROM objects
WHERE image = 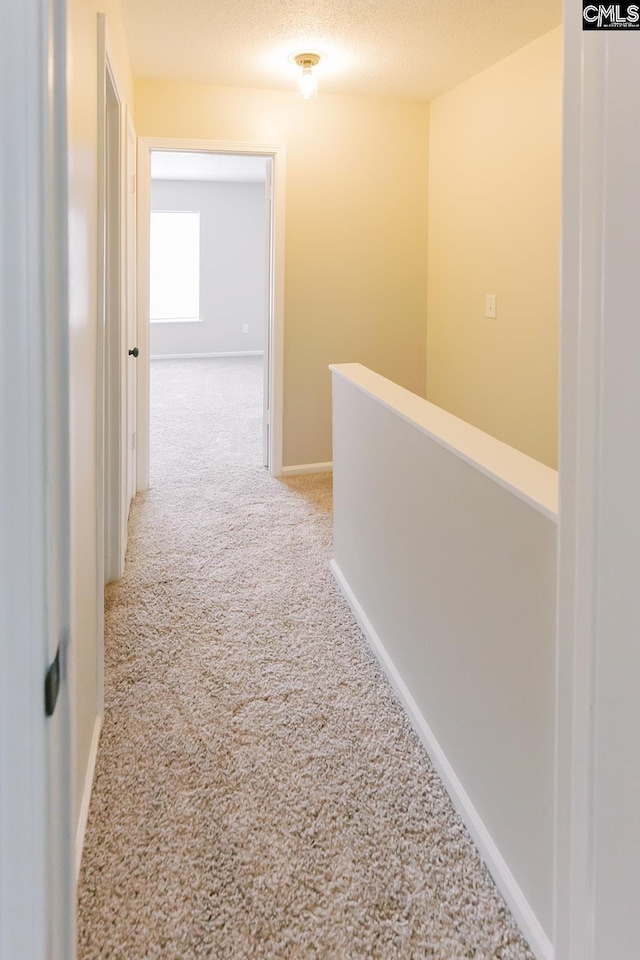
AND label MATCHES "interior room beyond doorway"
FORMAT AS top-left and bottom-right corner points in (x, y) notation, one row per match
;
(148, 149), (270, 472)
